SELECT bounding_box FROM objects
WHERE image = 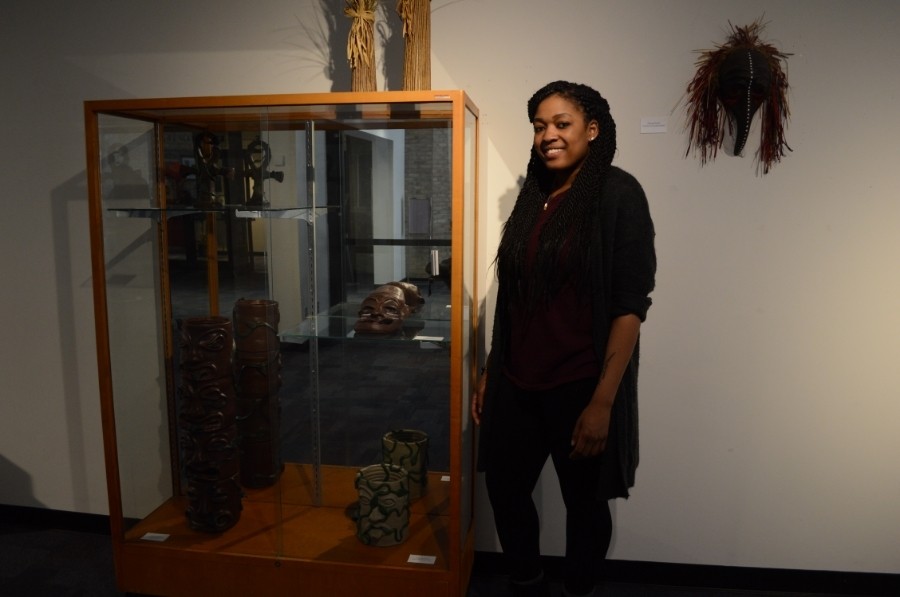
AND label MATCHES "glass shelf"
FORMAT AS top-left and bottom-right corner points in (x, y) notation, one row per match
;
(282, 300), (452, 344)
(108, 205), (331, 221)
